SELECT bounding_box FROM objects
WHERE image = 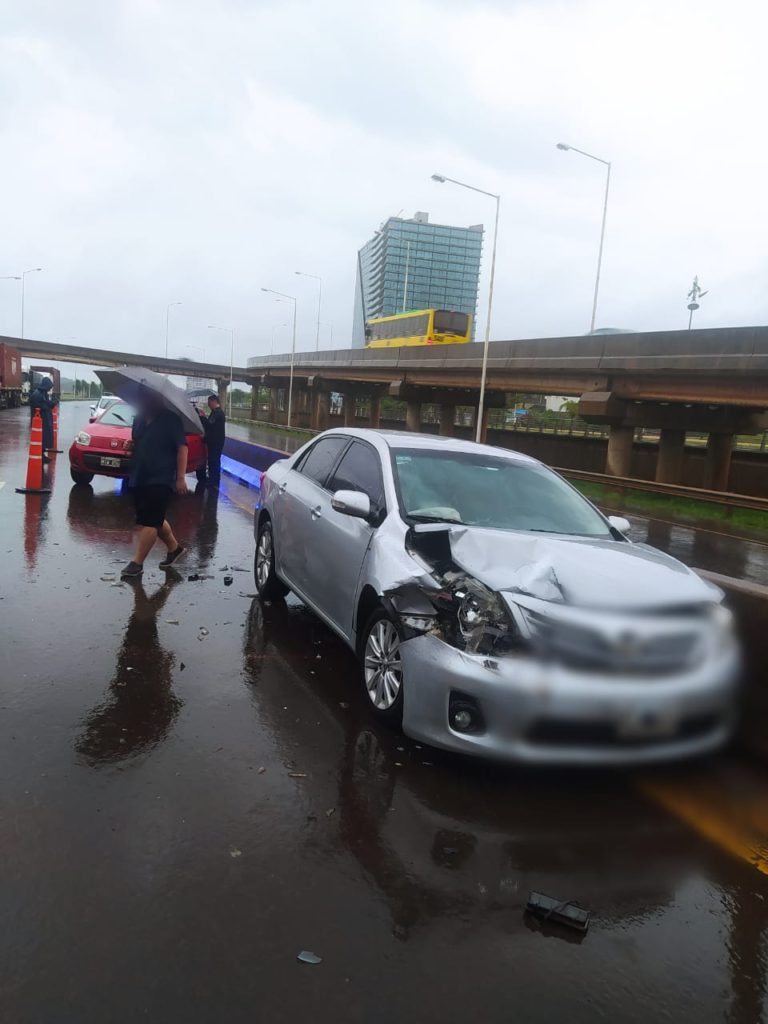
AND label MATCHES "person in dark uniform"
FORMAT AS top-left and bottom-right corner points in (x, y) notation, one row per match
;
(121, 387), (189, 578)
(204, 393), (226, 488)
(28, 377), (54, 461)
